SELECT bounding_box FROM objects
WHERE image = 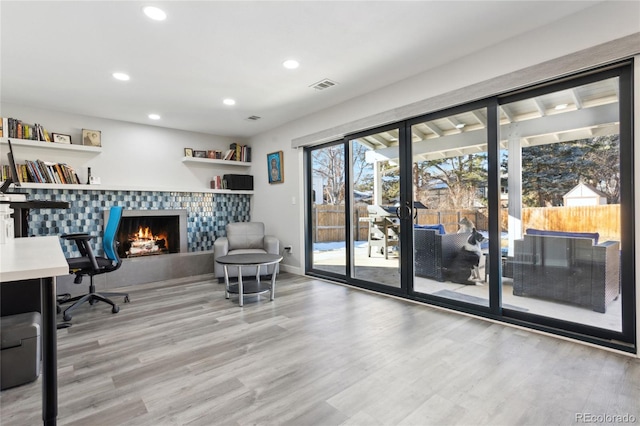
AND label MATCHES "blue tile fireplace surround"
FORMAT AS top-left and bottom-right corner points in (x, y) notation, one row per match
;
(21, 188), (251, 293)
